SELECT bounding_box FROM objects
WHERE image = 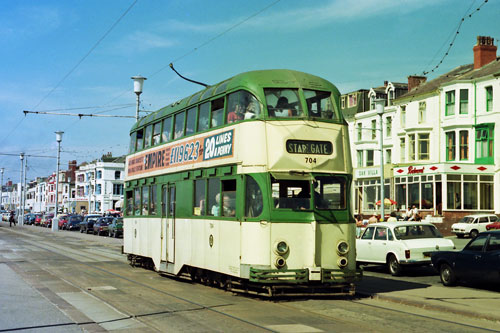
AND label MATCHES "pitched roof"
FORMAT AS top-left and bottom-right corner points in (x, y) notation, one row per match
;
(396, 57), (500, 102)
